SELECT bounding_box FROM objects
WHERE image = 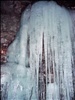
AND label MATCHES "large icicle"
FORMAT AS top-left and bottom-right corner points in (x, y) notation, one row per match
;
(1, 1), (74, 100)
